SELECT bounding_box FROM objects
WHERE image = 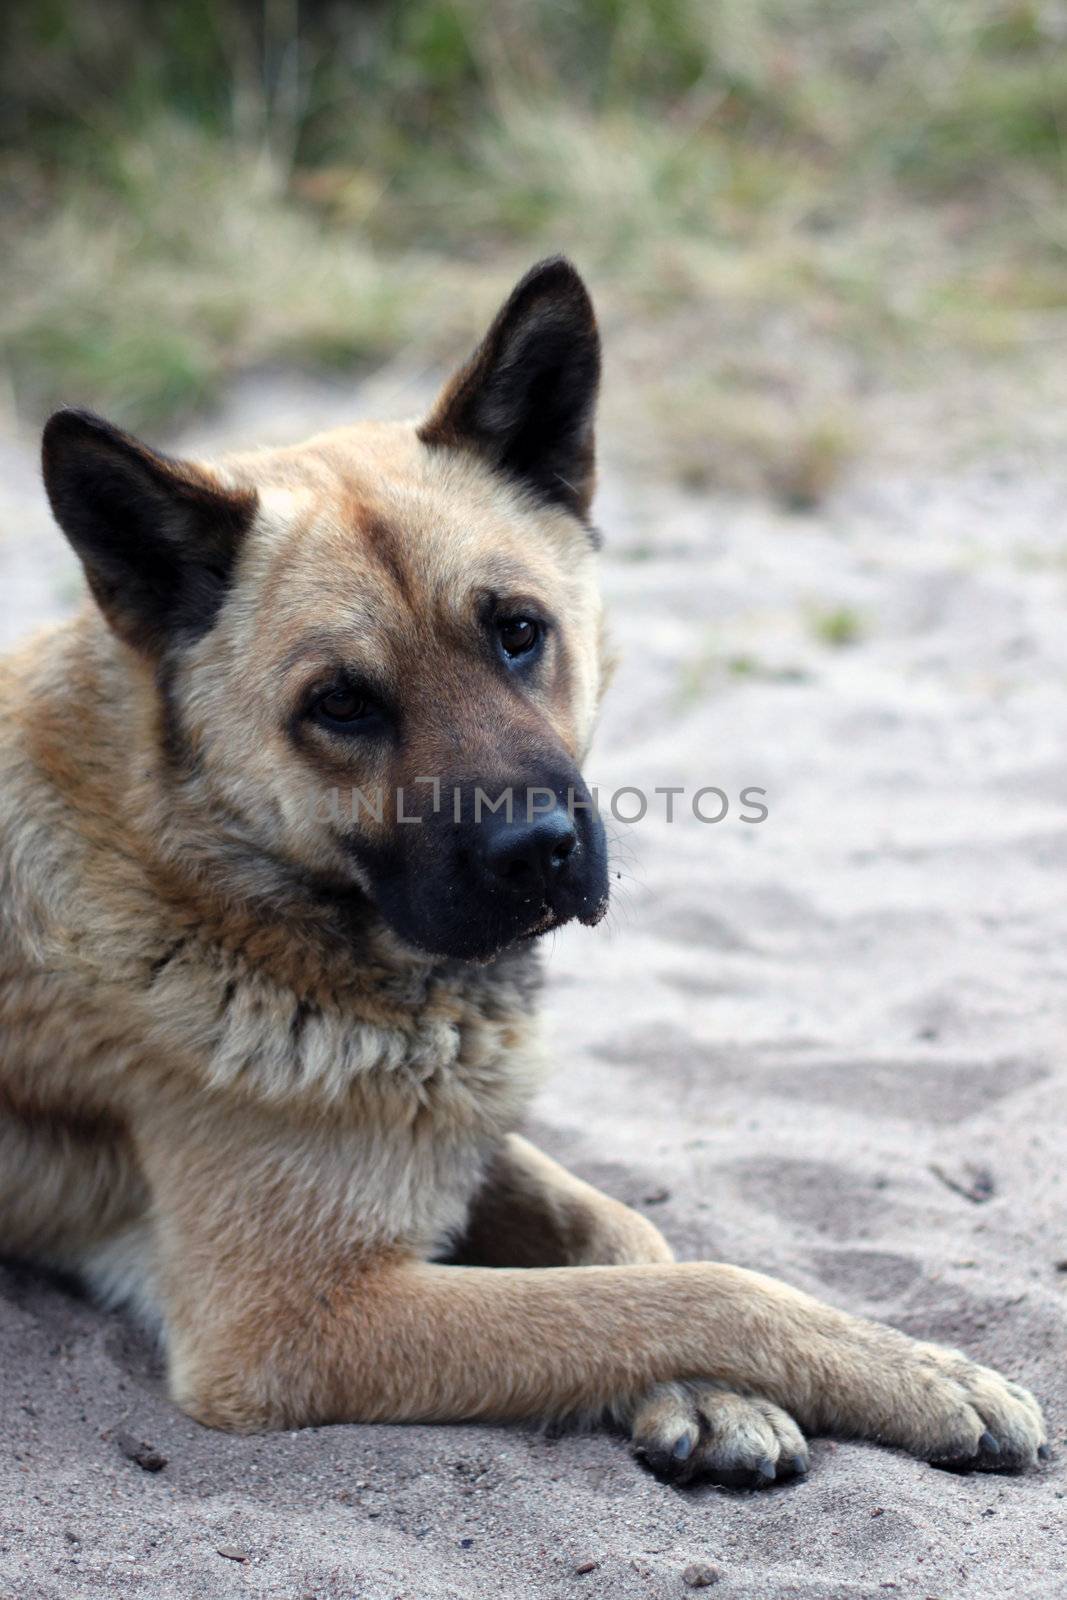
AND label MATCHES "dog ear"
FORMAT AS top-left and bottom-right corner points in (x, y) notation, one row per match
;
(419, 256), (600, 521)
(41, 409), (257, 654)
